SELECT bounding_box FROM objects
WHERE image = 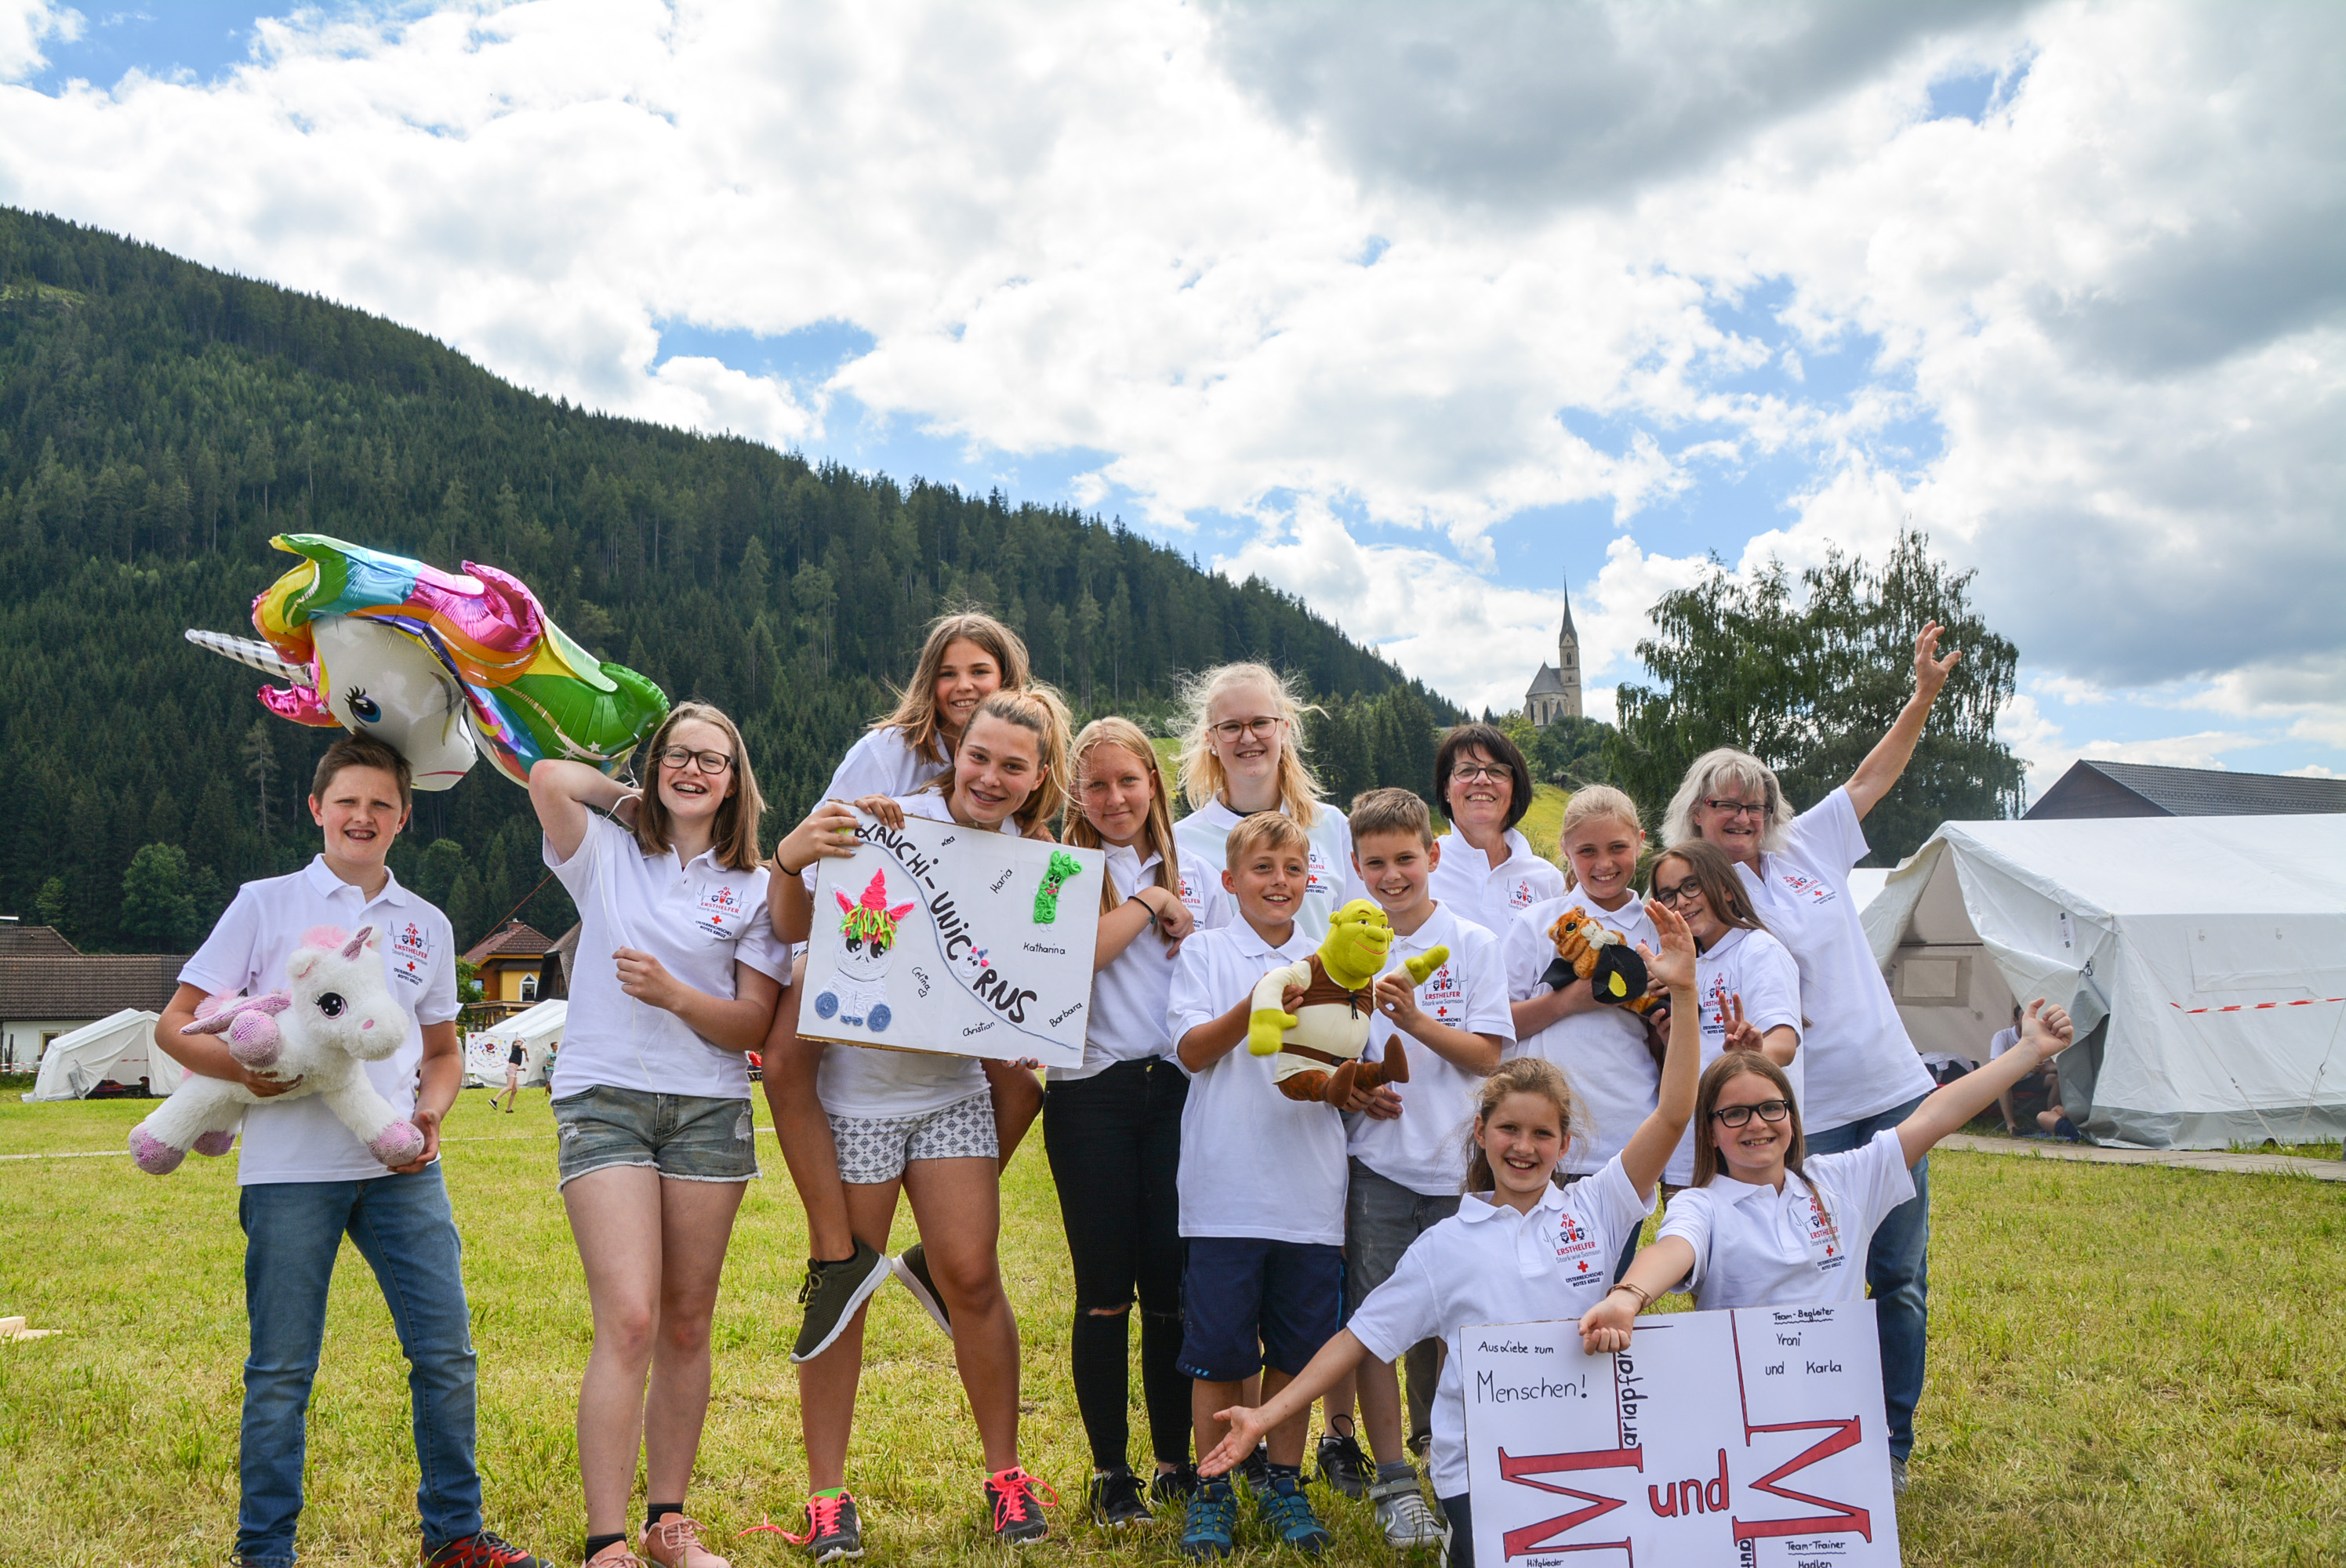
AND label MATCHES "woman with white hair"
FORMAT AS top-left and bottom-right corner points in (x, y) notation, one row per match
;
(1660, 622), (1961, 1496)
